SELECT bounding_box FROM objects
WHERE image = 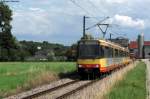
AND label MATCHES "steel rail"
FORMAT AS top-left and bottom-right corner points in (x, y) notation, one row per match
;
(22, 80), (79, 99)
